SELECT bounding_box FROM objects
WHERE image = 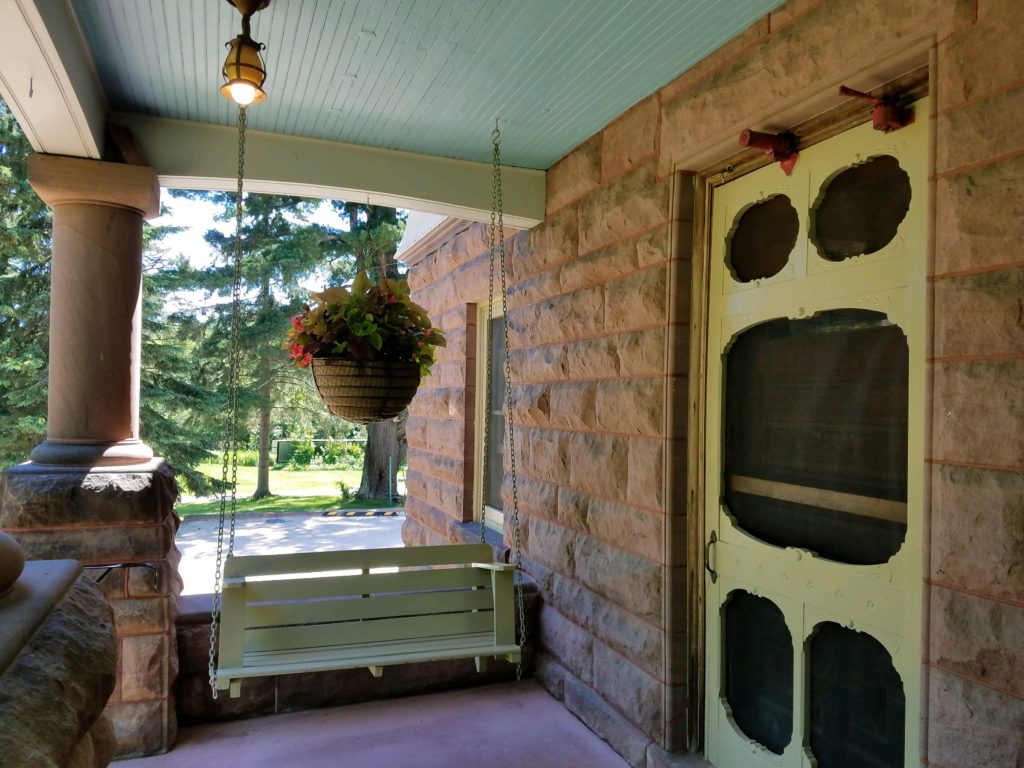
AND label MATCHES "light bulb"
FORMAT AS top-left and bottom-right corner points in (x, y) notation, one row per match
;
(228, 81), (257, 106)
